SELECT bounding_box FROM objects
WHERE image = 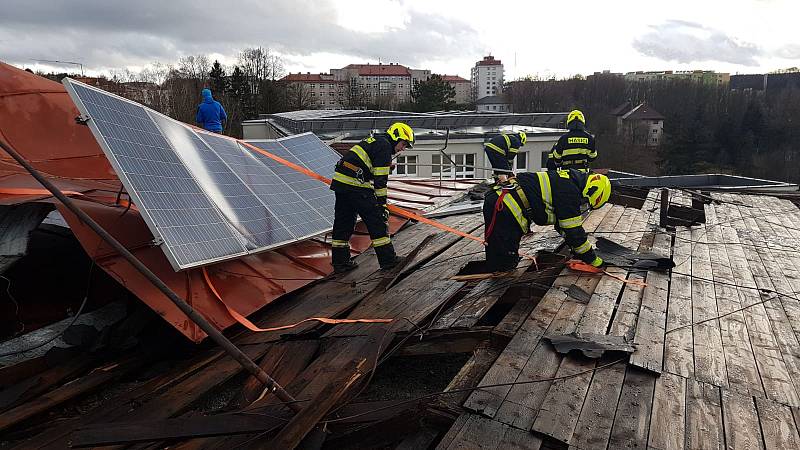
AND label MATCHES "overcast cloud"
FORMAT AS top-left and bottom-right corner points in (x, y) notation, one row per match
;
(0, 0), (481, 72)
(633, 21), (762, 66)
(0, 0), (798, 78)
